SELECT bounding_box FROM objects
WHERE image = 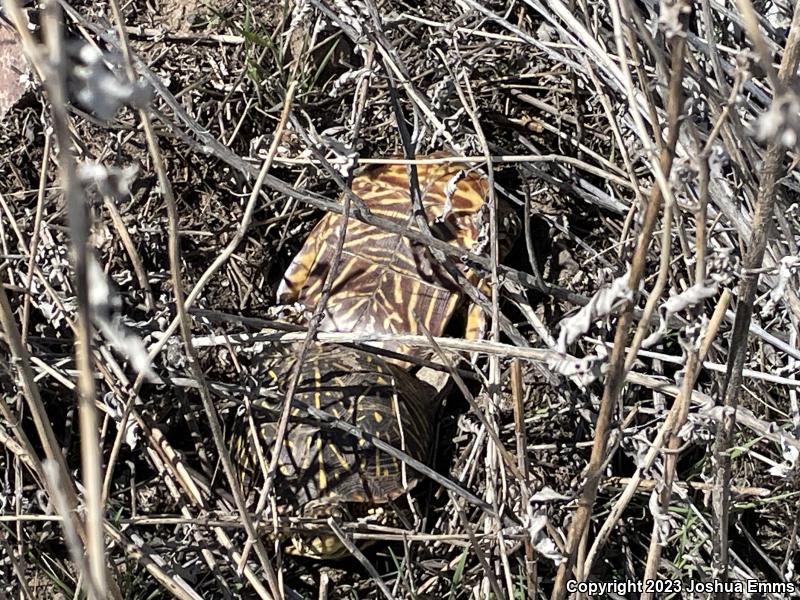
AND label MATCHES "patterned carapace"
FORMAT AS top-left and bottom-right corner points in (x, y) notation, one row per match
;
(277, 156), (513, 363)
(232, 342), (437, 557)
